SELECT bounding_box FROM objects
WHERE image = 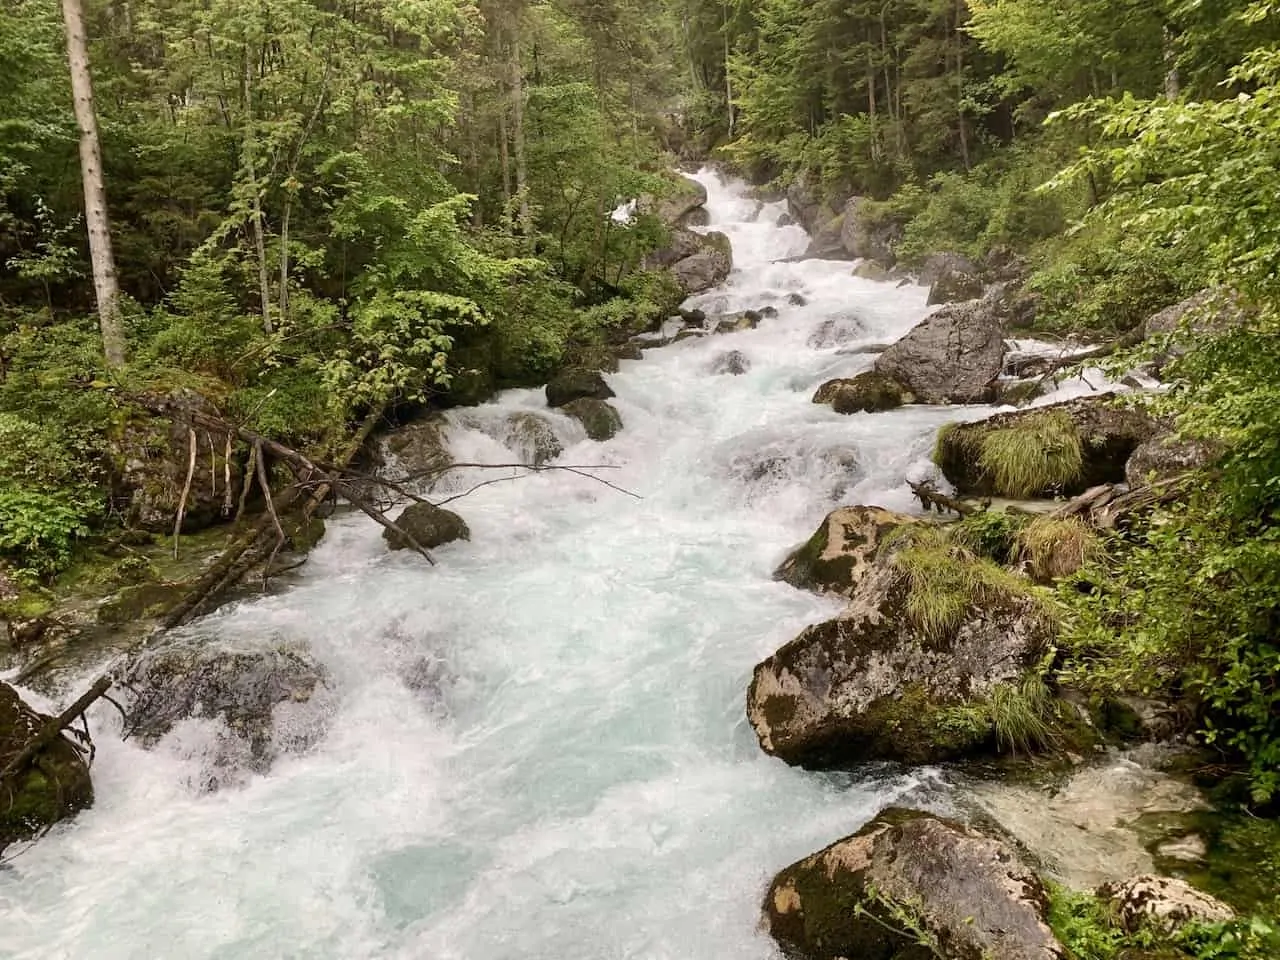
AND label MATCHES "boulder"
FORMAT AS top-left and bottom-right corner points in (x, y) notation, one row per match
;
(786, 175), (836, 233)
(832, 372), (912, 414)
(1125, 433), (1219, 486)
(840, 197), (900, 267)
(117, 389), (241, 533)
(764, 809), (1067, 960)
(774, 506), (915, 597)
(713, 310), (762, 334)
(1143, 288), (1246, 341)
(546, 368), (616, 409)
(1, 682), (94, 852)
(1098, 876), (1234, 935)
(807, 316), (865, 349)
(788, 293), (808, 307)
(385, 502), (470, 550)
(752, 511), (1051, 766)
(383, 416), (452, 486)
(927, 258), (985, 306)
(562, 398), (624, 442)
(122, 639), (331, 786)
(710, 351), (750, 376)
(649, 177), (708, 226)
(851, 261), (892, 281)
(670, 231), (733, 296)
(916, 251), (980, 286)
(804, 213), (852, 260)
(936, 396), (1160, 499)
(503, 412), (564, 465)
(875, 295), (1007, 404)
